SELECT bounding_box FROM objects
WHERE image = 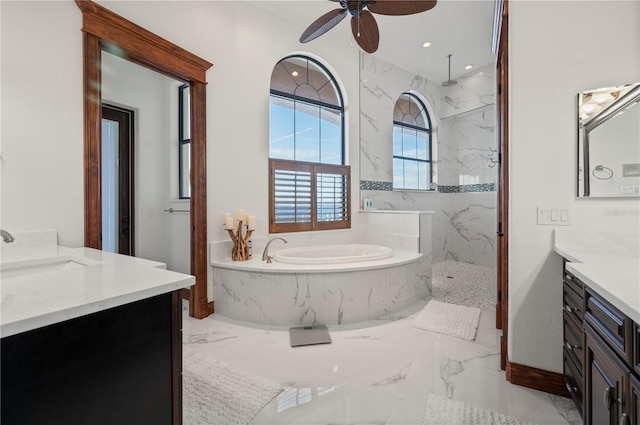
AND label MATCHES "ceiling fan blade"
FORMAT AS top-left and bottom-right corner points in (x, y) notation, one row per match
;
(351, 10), (379, 53)
(367, 0), (437, 16)
(300, 8), (348, 43)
